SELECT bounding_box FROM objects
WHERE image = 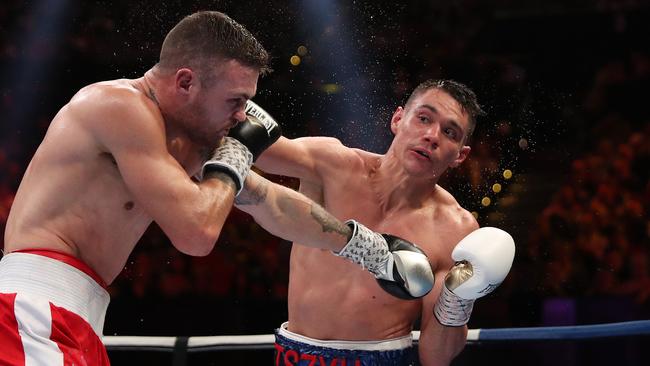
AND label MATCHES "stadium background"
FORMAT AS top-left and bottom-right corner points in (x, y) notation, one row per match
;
(1, 1), (649, 364)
